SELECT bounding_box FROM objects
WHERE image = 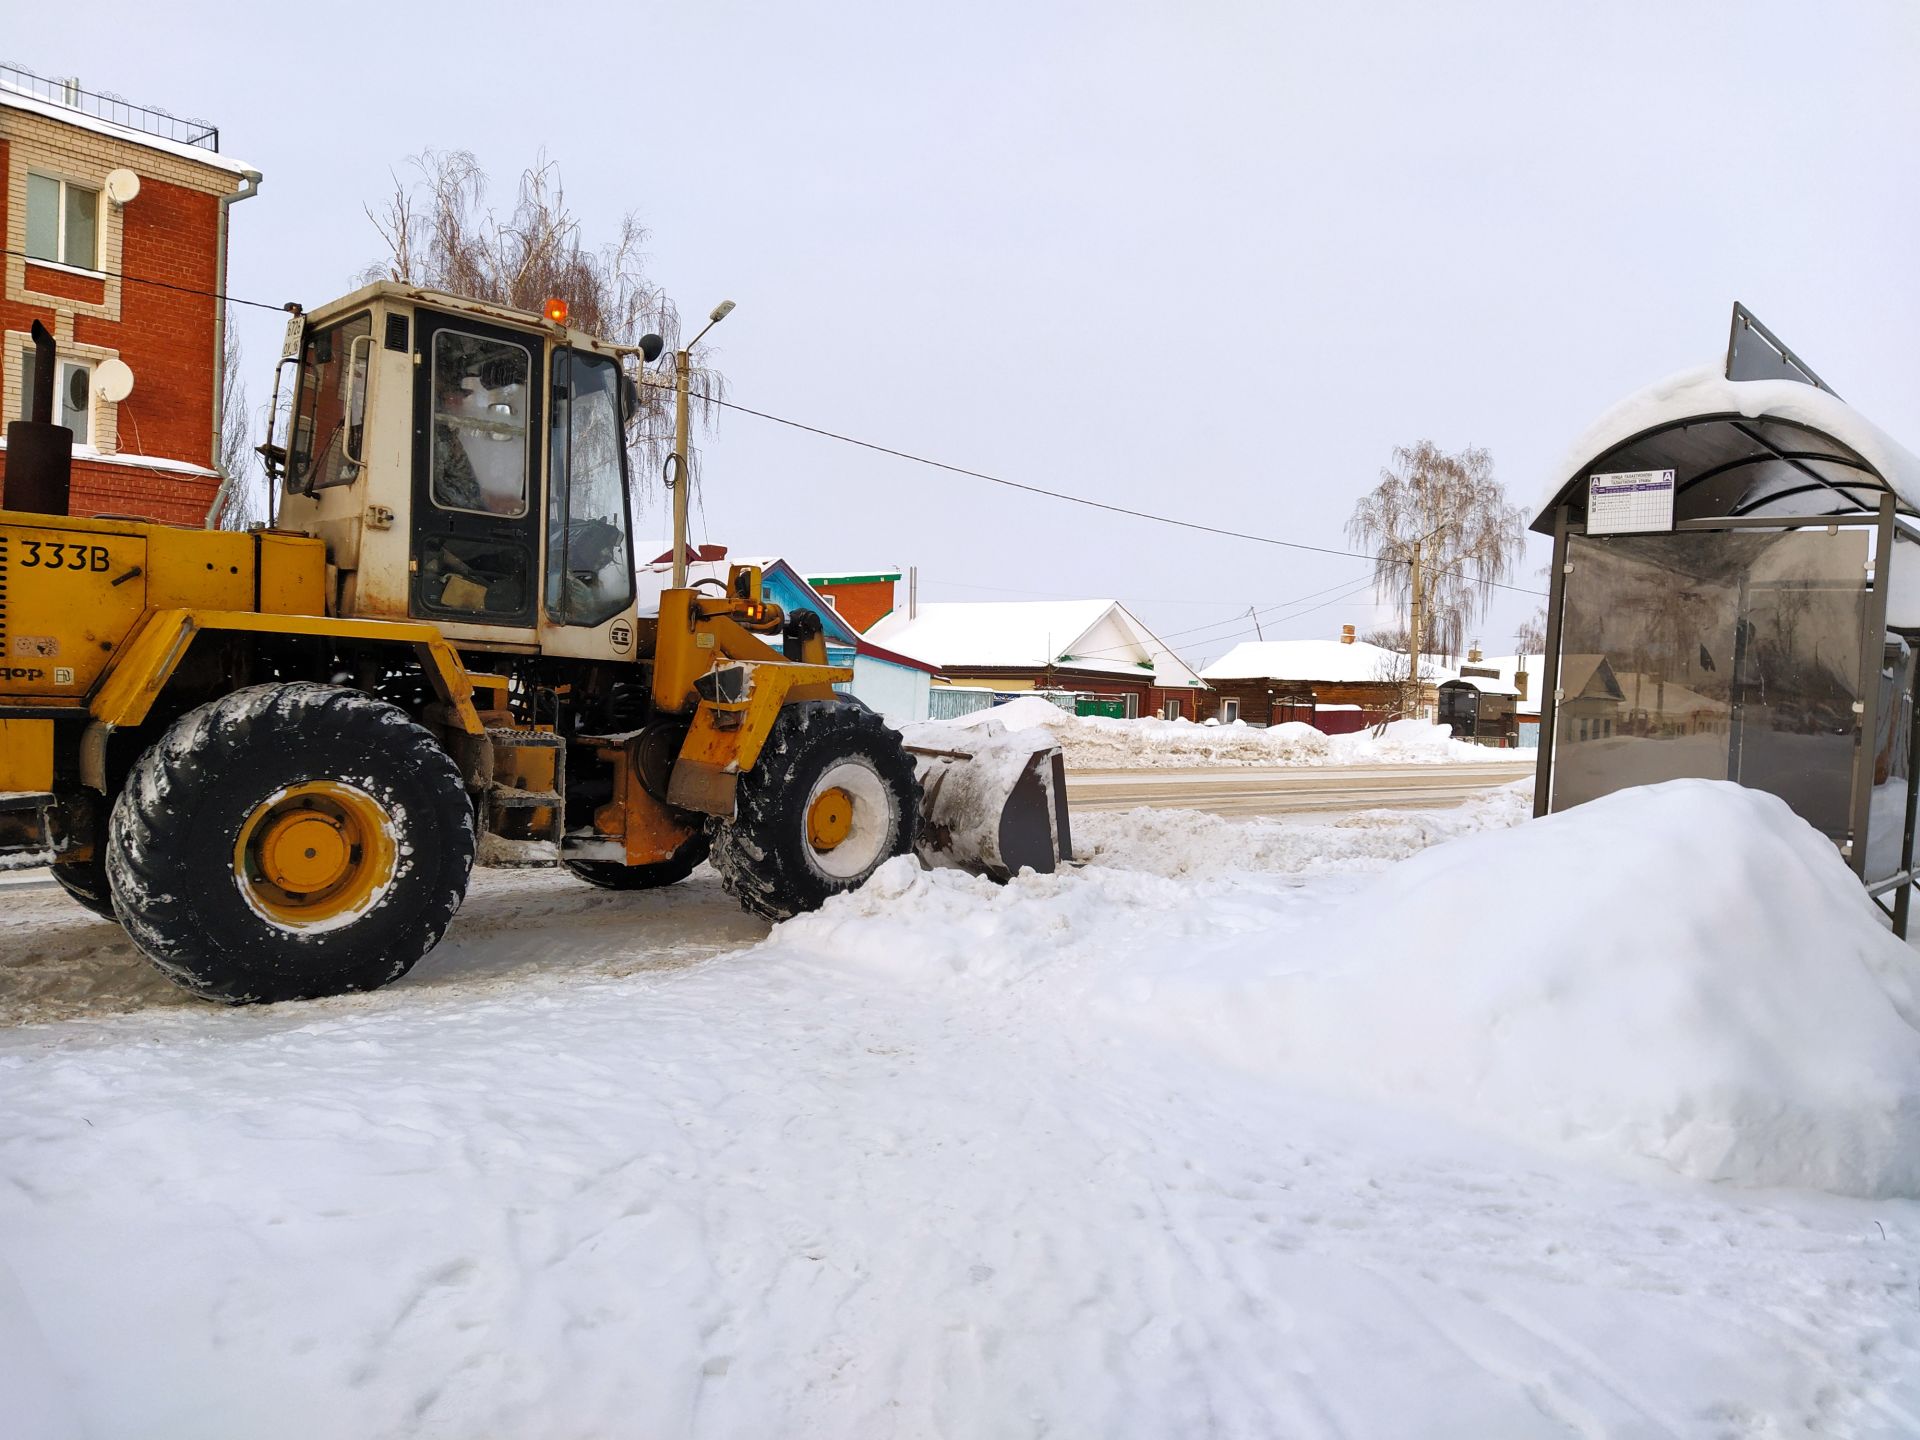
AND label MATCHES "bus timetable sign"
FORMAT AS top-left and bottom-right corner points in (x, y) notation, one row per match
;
(1587, 468), (1675, 535)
